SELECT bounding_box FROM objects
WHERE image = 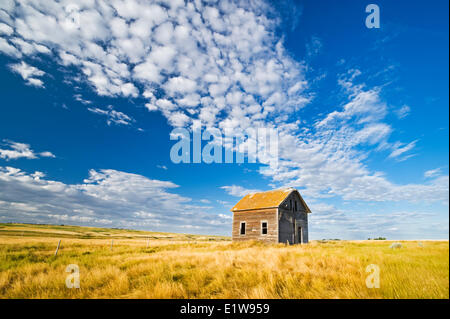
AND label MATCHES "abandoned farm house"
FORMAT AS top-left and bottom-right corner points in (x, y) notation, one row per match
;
(231, 188), (311, 244)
